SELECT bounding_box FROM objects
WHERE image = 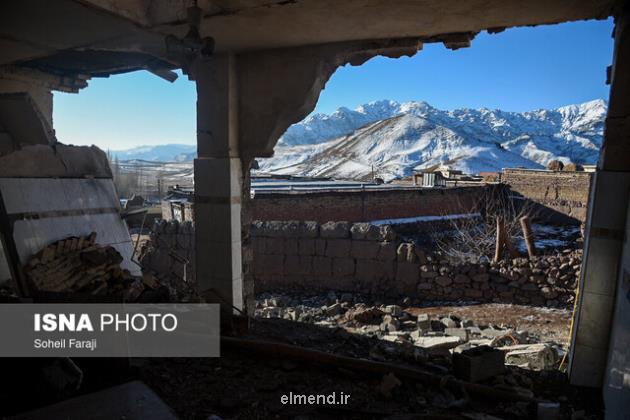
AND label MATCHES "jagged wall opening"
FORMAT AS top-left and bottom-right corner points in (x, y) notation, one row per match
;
(256, 20), (612, 183)
(52, 69), (196, 202)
